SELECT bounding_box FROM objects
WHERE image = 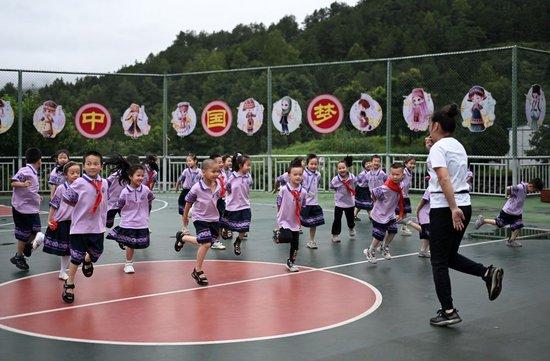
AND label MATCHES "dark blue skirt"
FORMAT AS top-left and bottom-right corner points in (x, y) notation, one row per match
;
(43, 220), (71, 256)
(300, 205), (325, 227)
(221, 208), (251, 232)
(107, 227), (150, 249)
(355, 186), (372, 210)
